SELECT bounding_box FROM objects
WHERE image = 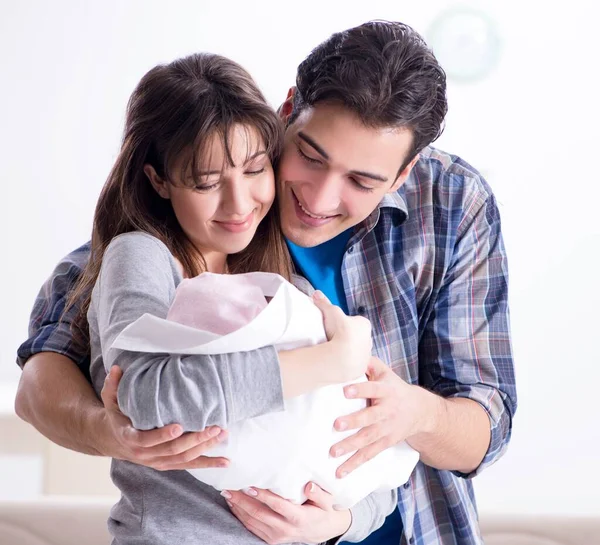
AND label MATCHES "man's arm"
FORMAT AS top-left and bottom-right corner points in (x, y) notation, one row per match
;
(331, 358), (491, 473)
(15, 353), (230, 469)
(16, 352), (105, 455)
(326, 193), (517, 477)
